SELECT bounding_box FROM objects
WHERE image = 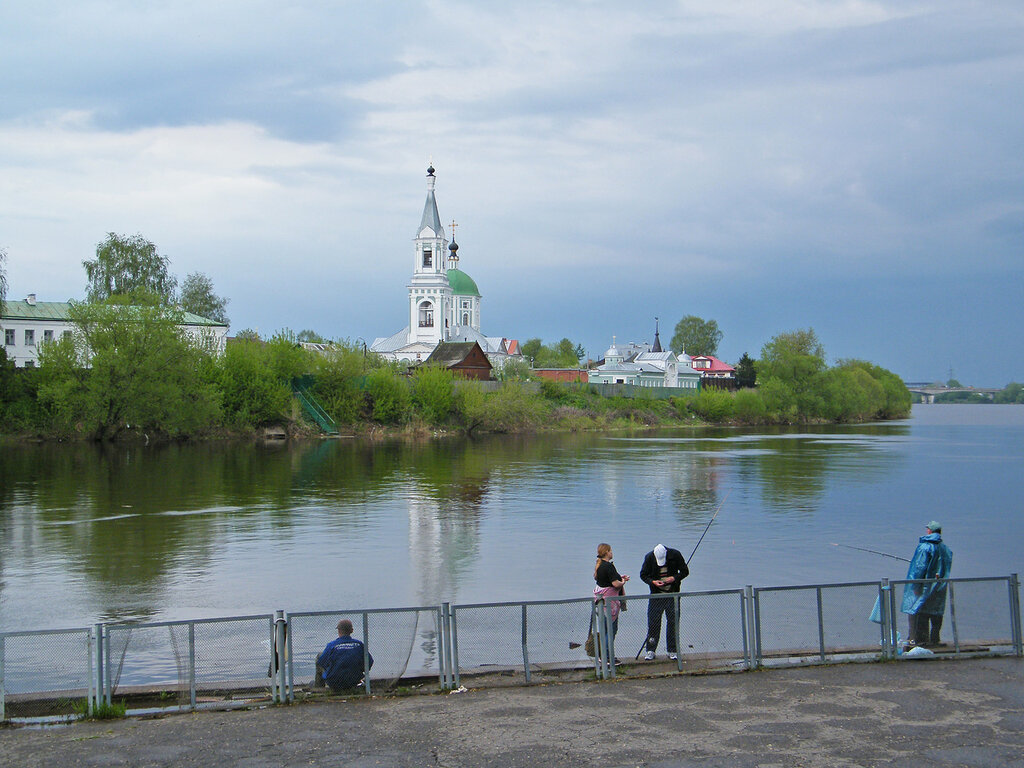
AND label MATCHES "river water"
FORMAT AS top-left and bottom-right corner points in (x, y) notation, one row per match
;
(1, 404), (1022, 633)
